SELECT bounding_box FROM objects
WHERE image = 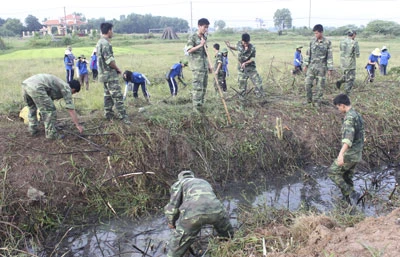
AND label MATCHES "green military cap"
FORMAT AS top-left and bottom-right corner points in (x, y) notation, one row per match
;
(347, 29), (356, 36)
(181, 60), (188, 66)
(178, 170), (194, 180)
(296, 45), (303, 49)
(80, 54), (85, 58)
(221, 48), (228, 53)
